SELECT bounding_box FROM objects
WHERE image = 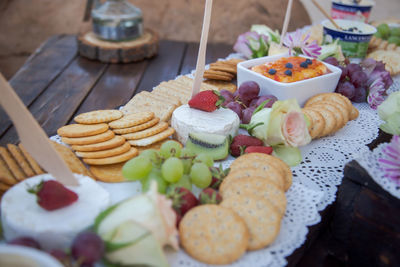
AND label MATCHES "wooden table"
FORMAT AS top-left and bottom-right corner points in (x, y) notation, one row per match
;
(0, 35), (334, 266)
